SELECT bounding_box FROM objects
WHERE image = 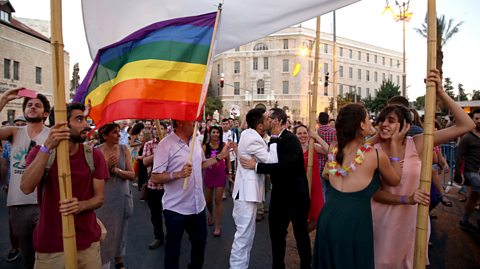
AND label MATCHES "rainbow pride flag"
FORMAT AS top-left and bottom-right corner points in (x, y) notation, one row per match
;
(74, 12), (216, 127)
